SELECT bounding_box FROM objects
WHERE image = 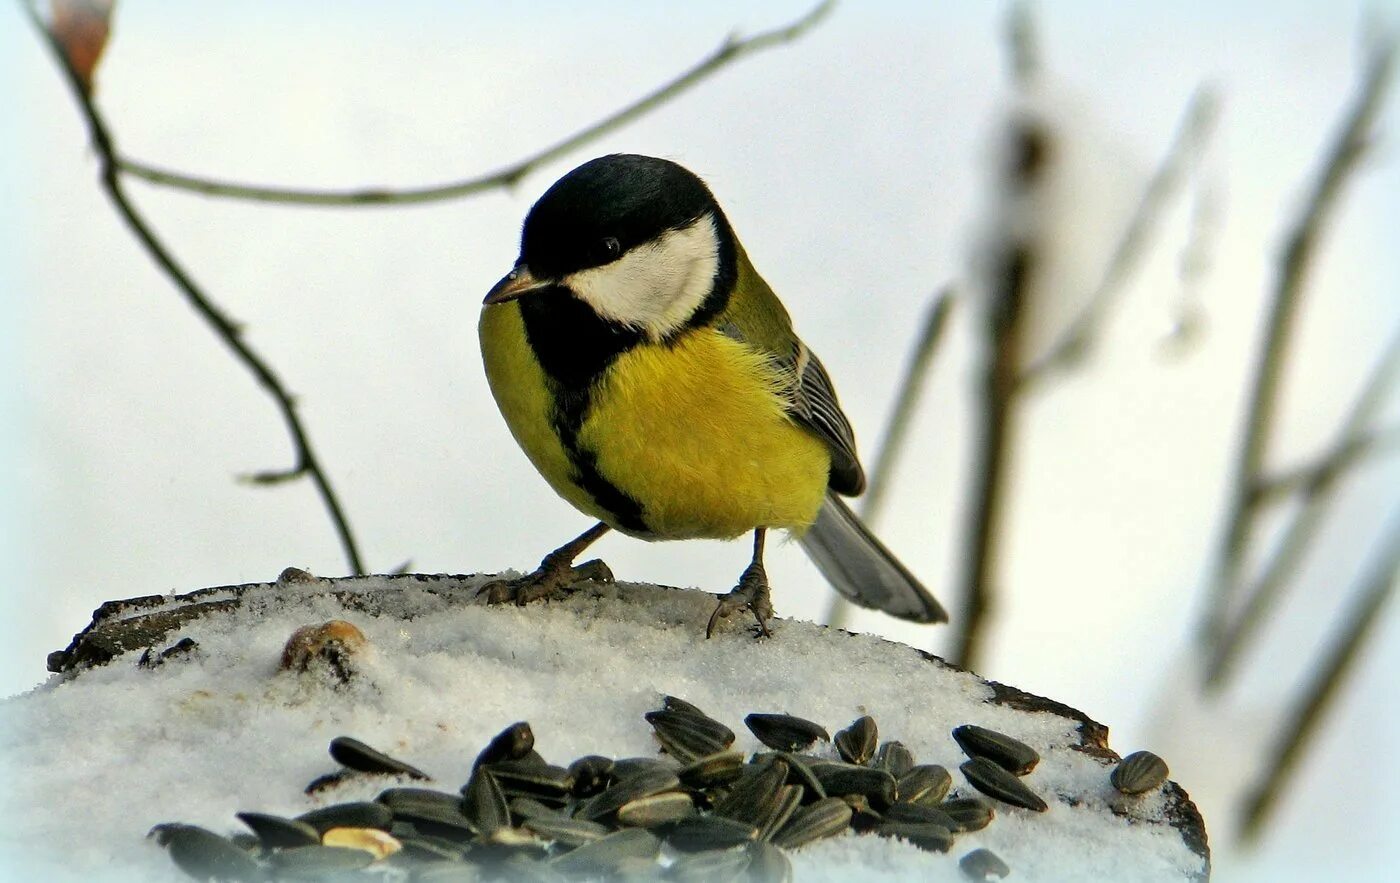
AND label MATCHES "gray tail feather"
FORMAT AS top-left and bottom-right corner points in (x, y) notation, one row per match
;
(798, 494), (948, 624)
